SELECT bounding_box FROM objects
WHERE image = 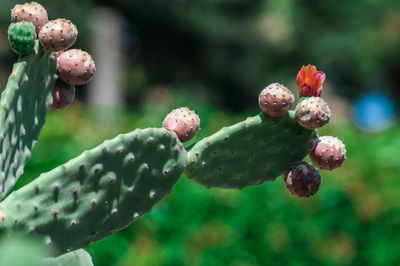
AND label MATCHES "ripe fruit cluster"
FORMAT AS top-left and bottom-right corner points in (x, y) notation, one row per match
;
(161, 65), (346, 198)
(258, 65), (346, 198)
(9, 2), (96, 111)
